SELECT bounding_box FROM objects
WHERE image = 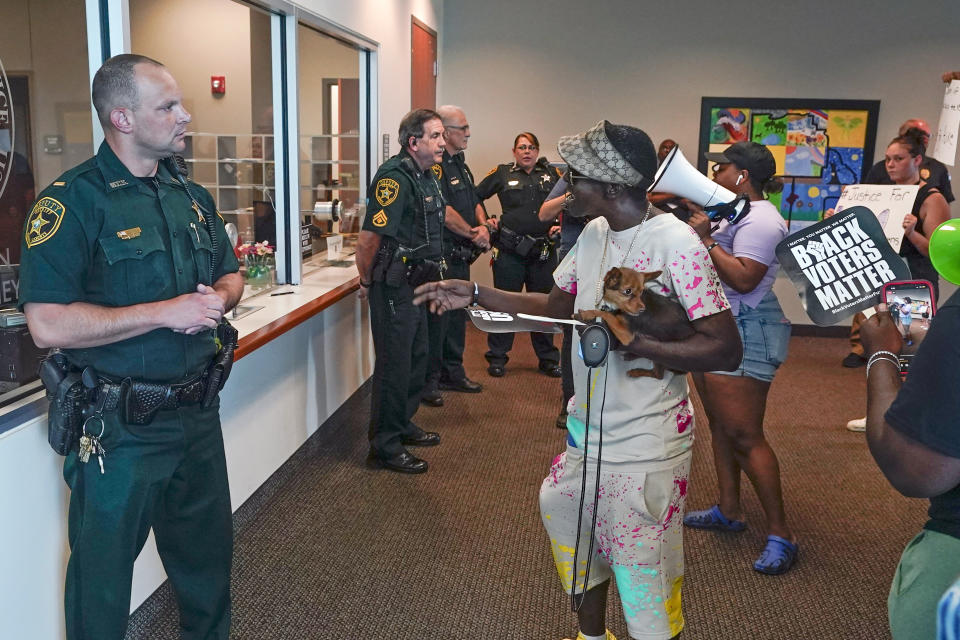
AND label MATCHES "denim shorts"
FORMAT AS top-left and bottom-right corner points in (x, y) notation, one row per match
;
(712, 291), (791, 382)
